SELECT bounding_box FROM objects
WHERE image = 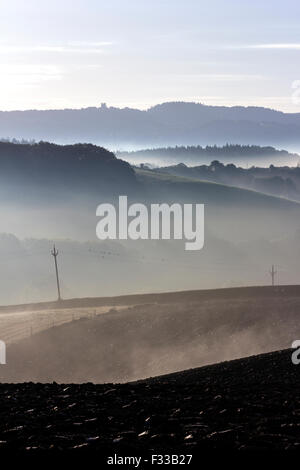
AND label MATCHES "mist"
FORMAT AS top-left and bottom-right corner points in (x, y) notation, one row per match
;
(1, 141), (300, 383)
(1, 293), (299, 383)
